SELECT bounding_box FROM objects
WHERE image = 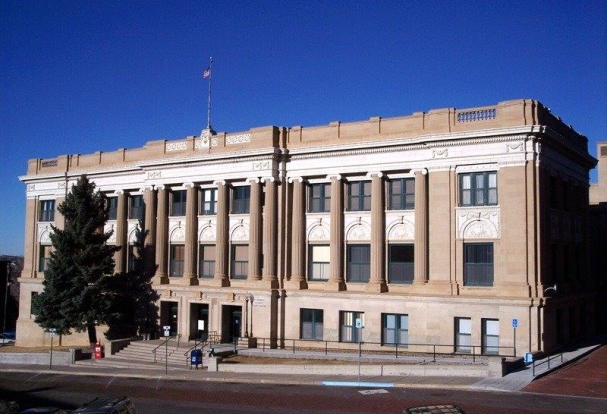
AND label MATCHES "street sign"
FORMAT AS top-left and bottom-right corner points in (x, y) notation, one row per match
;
(163, 325), (171, 337)
(49, 328), (56, 337)
(512, 318), (518, 328)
